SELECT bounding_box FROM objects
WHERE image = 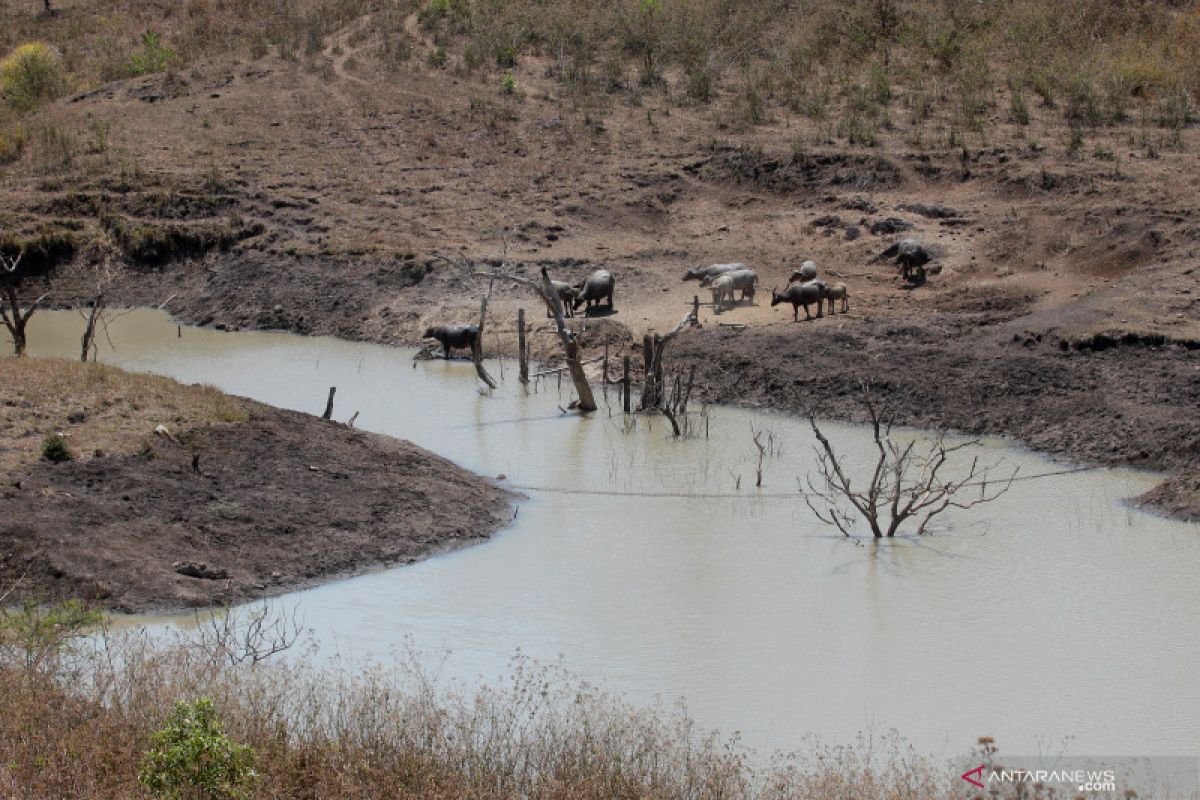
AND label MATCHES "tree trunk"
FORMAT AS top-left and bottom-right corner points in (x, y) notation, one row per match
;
(9, 326), (26, 357)
(80, 297), (103, 362)
(537, 267), (596, 411)
(1, 284), (45, 358)
(469, 265), (596, 411)
(472, 275), (498, 390)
